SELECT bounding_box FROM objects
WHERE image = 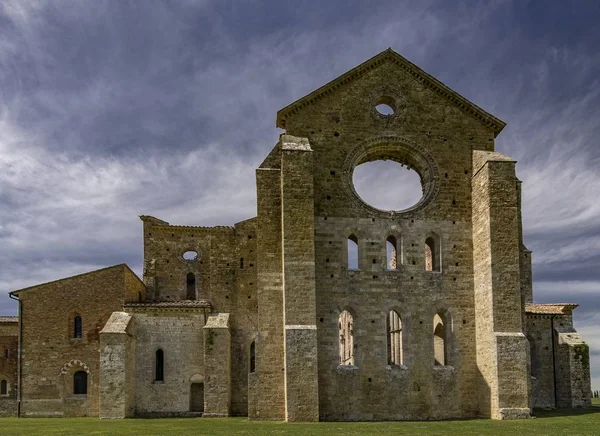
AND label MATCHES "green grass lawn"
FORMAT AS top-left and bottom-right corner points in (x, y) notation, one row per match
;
(0, 408), (599, 436)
